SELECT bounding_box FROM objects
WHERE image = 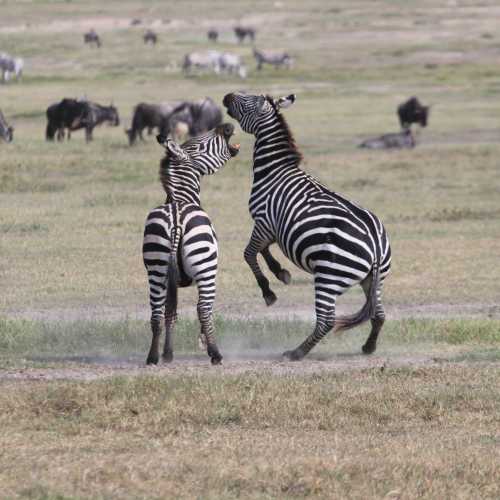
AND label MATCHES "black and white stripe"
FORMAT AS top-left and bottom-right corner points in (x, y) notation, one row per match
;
(223, 92), (391, 360)
(142, 124), (239, 365)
